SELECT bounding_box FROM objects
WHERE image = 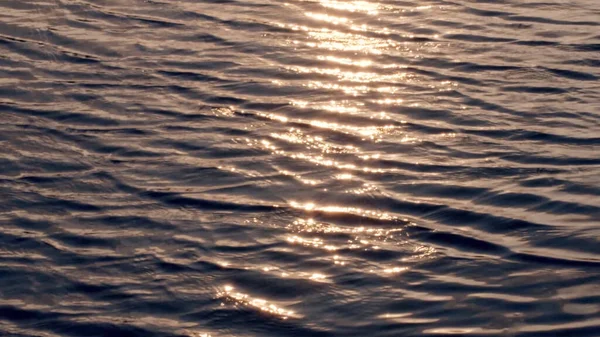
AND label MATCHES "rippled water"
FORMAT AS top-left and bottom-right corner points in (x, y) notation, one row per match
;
(1, 0), (600, 336)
